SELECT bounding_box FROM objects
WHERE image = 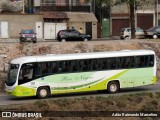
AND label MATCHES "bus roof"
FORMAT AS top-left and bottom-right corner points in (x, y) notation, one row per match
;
(10, 50), (155, 65)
